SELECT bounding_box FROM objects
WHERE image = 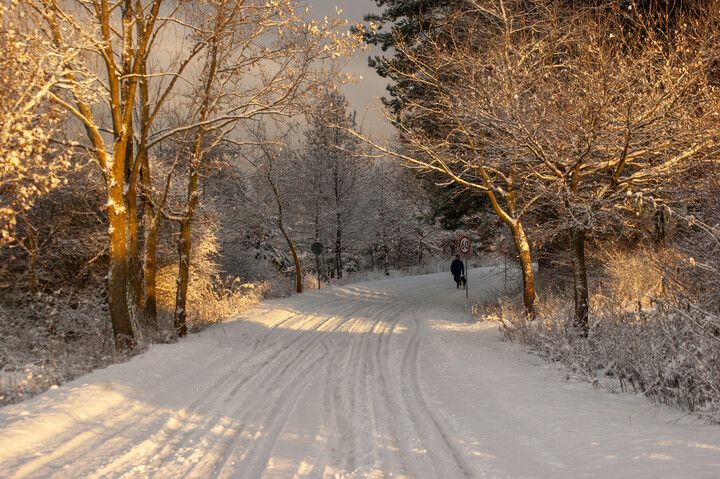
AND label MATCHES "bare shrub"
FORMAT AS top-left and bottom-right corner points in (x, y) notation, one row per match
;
(186, 277), (268, 331)
(592, 247), (672, 312)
